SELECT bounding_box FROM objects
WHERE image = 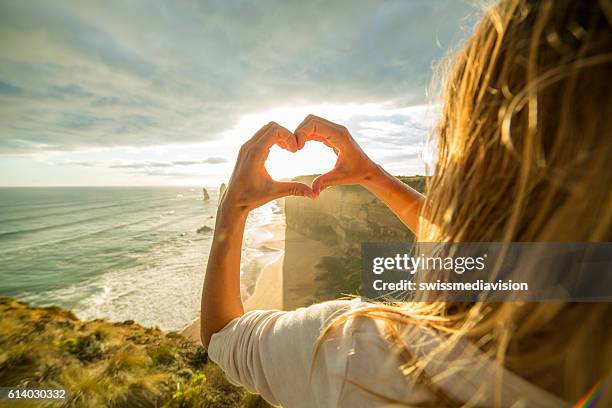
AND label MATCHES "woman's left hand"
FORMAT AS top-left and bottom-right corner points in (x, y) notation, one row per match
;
(221, 121), (315, 213)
